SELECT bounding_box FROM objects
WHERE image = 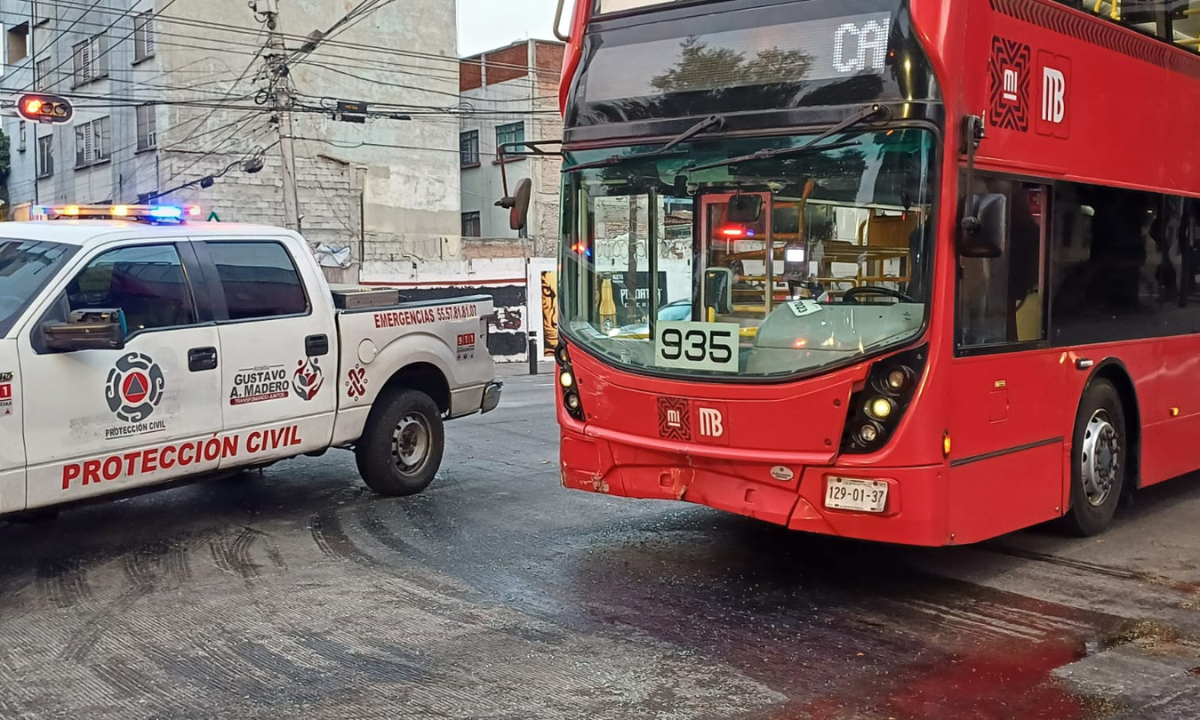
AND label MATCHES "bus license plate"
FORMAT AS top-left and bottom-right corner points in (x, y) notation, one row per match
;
(825, 477), (888, 513)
